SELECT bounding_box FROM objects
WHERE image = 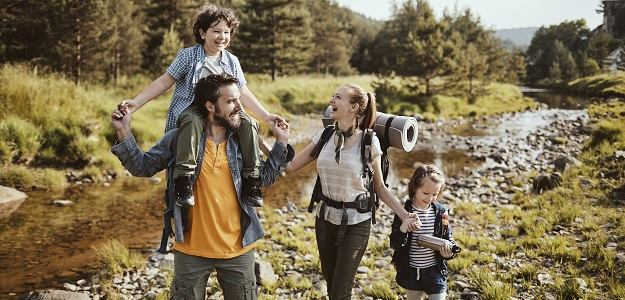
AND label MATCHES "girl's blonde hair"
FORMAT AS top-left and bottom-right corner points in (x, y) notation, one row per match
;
(408, 164), (446, 200)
